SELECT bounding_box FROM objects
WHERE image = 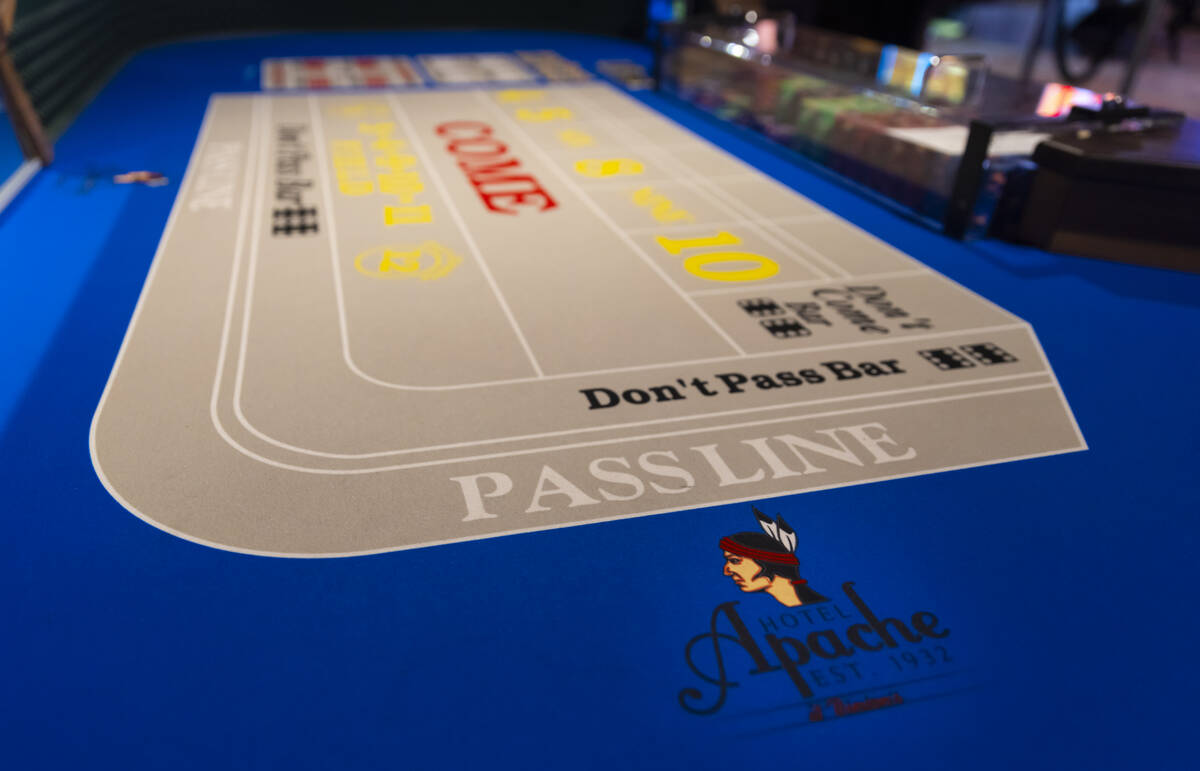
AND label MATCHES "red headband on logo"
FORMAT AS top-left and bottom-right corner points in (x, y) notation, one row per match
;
(719, 537), (799, 566)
